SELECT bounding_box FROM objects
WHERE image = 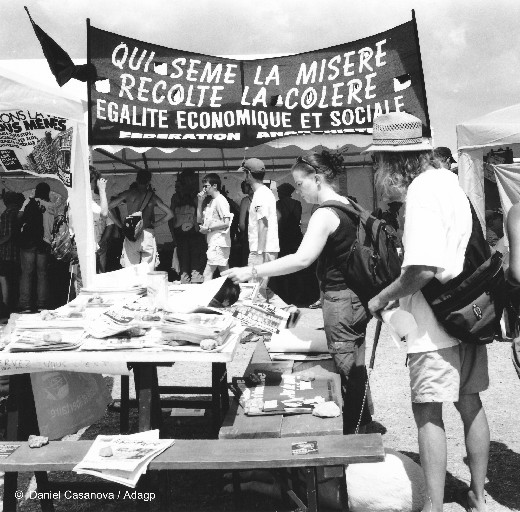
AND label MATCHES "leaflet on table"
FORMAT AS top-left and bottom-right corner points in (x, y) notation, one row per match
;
(5, 329), (85, 352)
(230, 302), (293, 334)
(73, 430), (173, 488)
(165, 276), (229, 313)
(84, 300), (154, 338)
(266, 328), (328, 354)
